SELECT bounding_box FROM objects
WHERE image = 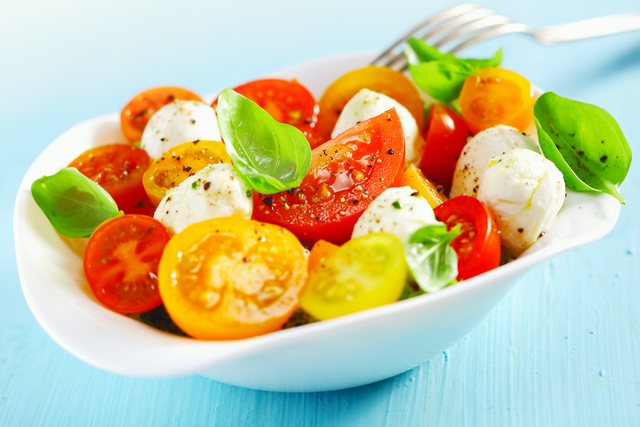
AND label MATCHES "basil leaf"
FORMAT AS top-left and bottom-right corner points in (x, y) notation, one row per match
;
(405, 38), (502, 103)
(31, 167), (123, 238)
(404, 224), (462, 293)
(408, 60), (478, 103)
(534, 92), (632, 204)
(216, 88), (311, 195)
(400, 281), (426, 300)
